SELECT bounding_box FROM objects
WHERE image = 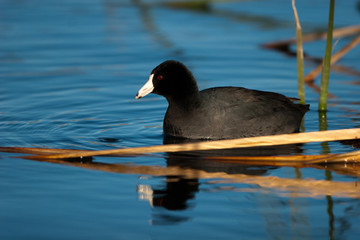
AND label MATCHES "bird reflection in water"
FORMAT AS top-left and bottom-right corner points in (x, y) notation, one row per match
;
(137, 135), (305, 225)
